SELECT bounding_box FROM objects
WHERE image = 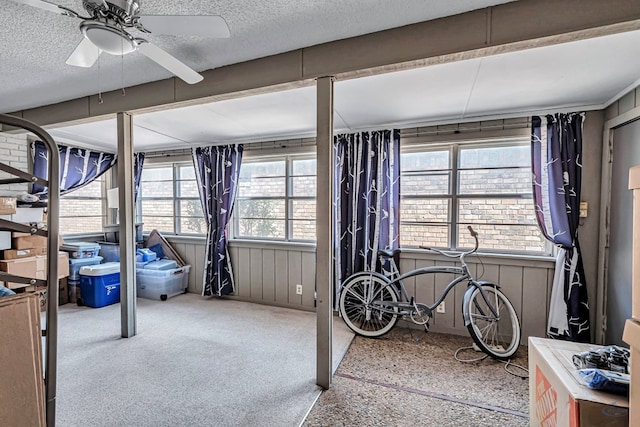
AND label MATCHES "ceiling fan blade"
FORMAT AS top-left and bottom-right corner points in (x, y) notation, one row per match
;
(9, 0), (63, 14)
(66, 38), (101, 68)
(137, 42), (203, 85)
(140, 15), (230, 38)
